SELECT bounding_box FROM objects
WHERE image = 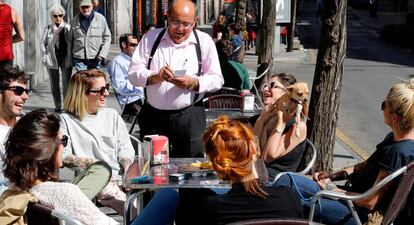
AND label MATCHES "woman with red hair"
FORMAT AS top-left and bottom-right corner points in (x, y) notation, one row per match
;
(176, 116), (303, 225)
